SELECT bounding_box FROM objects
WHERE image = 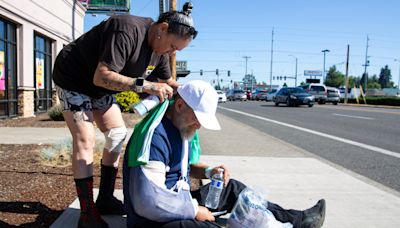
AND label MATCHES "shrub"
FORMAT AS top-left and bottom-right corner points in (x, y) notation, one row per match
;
(340, 97), (400, 106)
(116, 91), (140, 112)
(48, 104), (64, 121)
